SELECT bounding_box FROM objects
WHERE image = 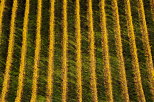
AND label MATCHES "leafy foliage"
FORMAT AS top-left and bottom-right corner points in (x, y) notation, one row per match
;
(0, 0), (154, 101)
